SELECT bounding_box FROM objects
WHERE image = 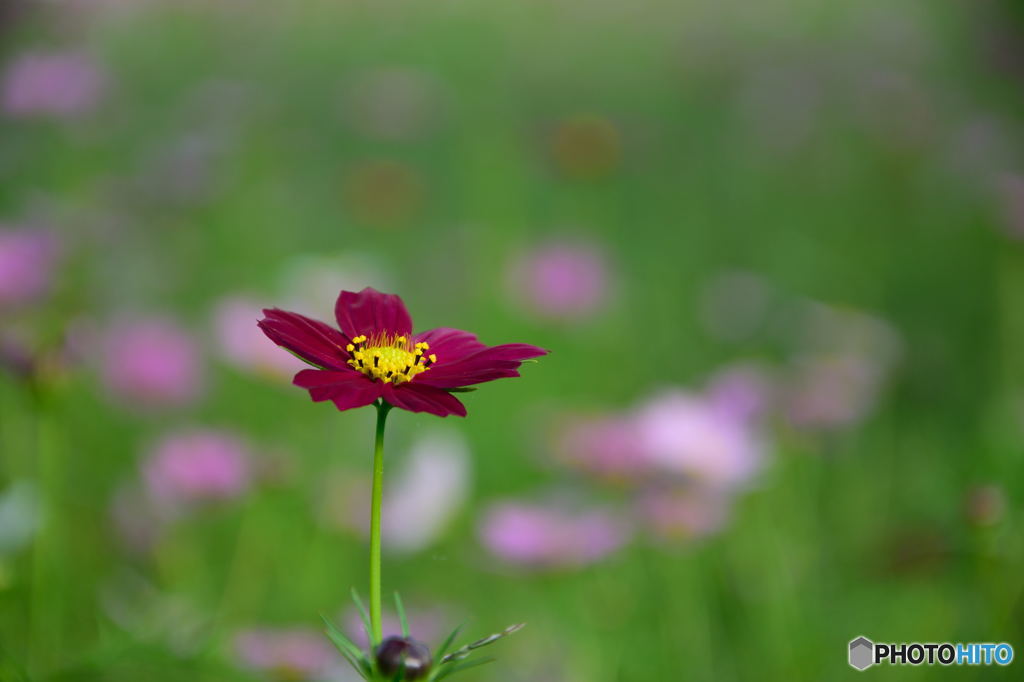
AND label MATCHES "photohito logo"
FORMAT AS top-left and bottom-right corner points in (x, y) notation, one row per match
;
(848, 637), (1014, 670)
